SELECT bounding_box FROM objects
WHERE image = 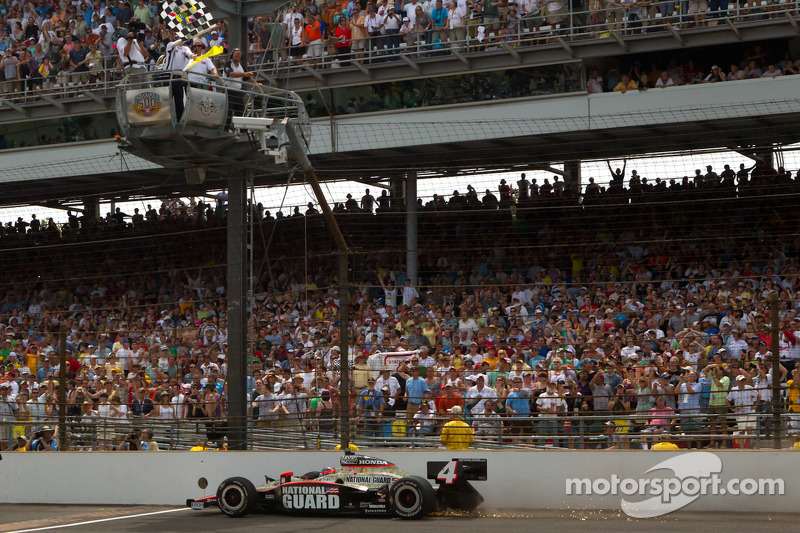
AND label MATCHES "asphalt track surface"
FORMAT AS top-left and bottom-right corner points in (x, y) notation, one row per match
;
(1, 505), (798, 533)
